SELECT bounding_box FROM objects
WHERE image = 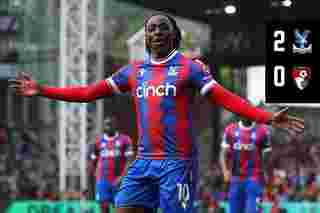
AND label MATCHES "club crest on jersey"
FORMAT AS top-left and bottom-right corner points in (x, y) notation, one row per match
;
(138, 68), (147, 77)
(293, 29), (312, 54)
(291, 66), (311, 90)
(168, 66), (178, 76)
